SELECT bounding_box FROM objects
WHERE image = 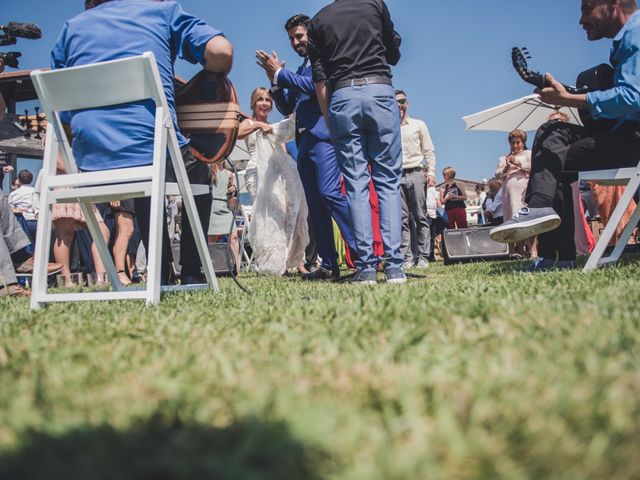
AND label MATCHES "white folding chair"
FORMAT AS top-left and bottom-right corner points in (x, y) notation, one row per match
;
(29, 52), (218, 309)
(579, 160), (640, 272)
